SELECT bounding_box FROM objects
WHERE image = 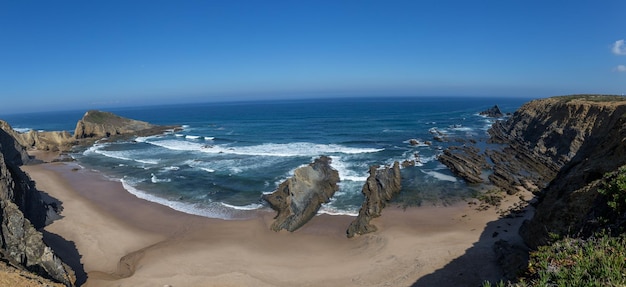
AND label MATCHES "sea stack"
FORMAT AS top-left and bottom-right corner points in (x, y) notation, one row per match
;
(262, 156), (340, 232)
(347, 162), (402, 238)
